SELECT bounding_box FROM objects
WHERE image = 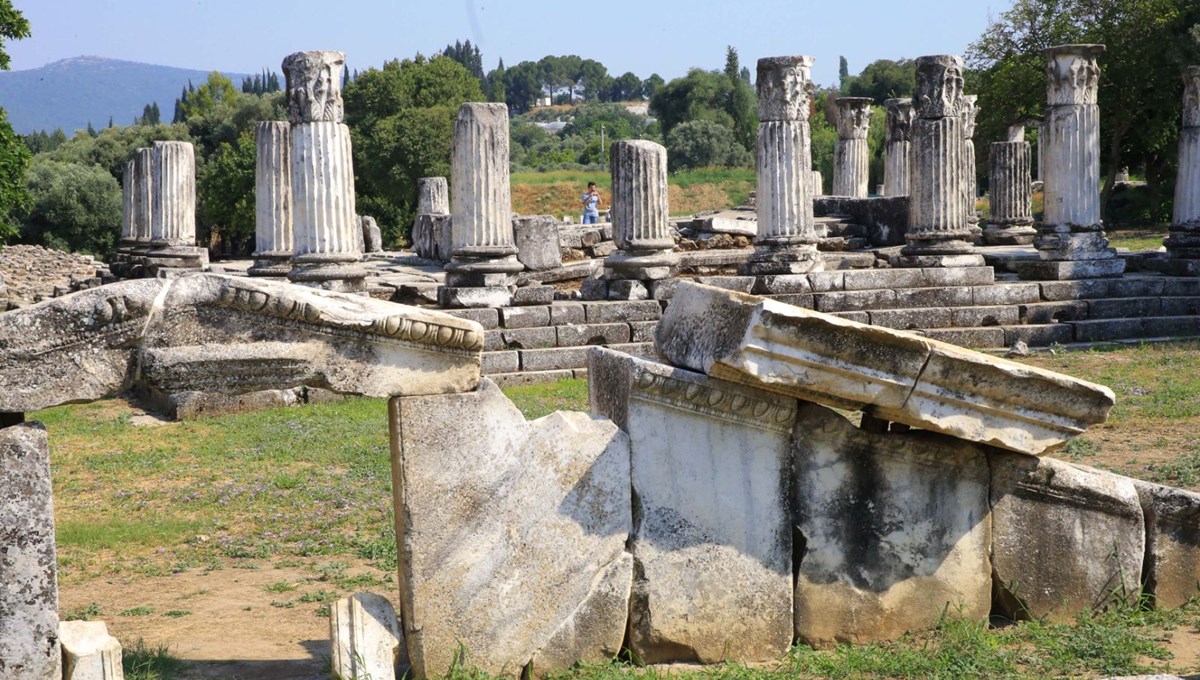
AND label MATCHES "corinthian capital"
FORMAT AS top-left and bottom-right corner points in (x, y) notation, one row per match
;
(885, 98), (914, 144)
(756, 56), (815, 122)
(1183, 65), (1200, 129)
(1044, 44), (1104, 107)
(834, 97), (873, 140)
(913, 55), (964, 119)
(283, 50), (346, 124)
